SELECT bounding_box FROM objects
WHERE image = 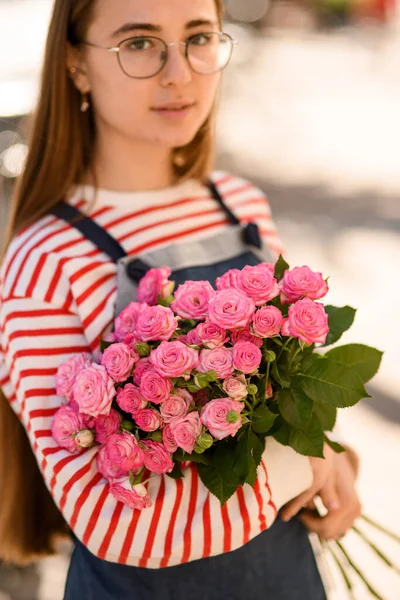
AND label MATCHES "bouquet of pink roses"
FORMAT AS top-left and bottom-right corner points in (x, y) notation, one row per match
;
(51, 256), (382, 510)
